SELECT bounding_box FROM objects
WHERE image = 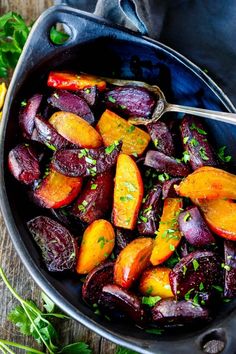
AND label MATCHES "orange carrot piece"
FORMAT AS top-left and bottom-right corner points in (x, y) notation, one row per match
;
(113, 153), (143, 230)
(47, 72), (106, 91)
(139, 267), (174, 298)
